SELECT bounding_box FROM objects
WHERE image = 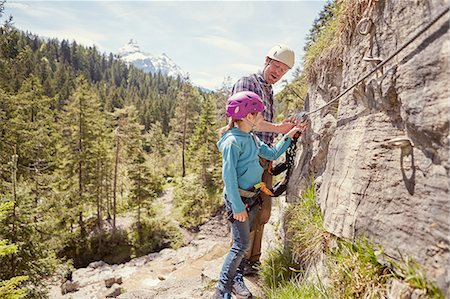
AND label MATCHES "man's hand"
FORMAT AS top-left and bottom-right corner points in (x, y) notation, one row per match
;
(276, 122), (296, 134)
(283, 115), (298, 124)
(234, 210), (248, 222)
